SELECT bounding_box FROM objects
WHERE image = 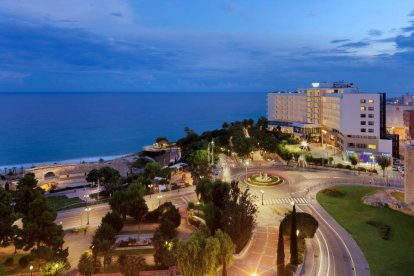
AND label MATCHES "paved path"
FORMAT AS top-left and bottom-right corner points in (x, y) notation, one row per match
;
(228, 226), (277, 276)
